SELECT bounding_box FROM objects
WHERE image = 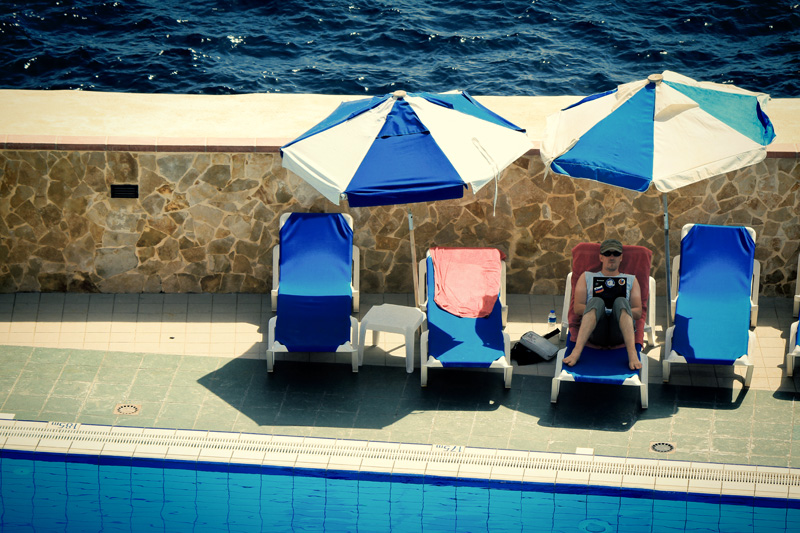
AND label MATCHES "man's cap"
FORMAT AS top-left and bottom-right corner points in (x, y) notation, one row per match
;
(600, 239), (623, 254)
